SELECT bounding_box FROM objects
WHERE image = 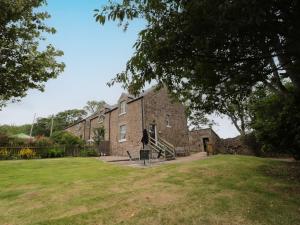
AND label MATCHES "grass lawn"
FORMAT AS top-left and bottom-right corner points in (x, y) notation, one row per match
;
(0, 155), (299, 225)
